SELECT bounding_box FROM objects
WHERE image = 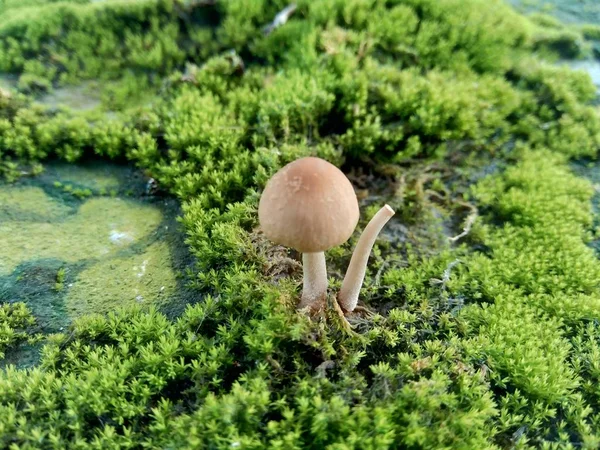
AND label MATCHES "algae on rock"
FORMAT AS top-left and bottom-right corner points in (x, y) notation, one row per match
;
(0, 162), (194, 334)
(0, 196), (163, 275)
(65, 241), (179, 317)
(0, 186), (71, 222)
